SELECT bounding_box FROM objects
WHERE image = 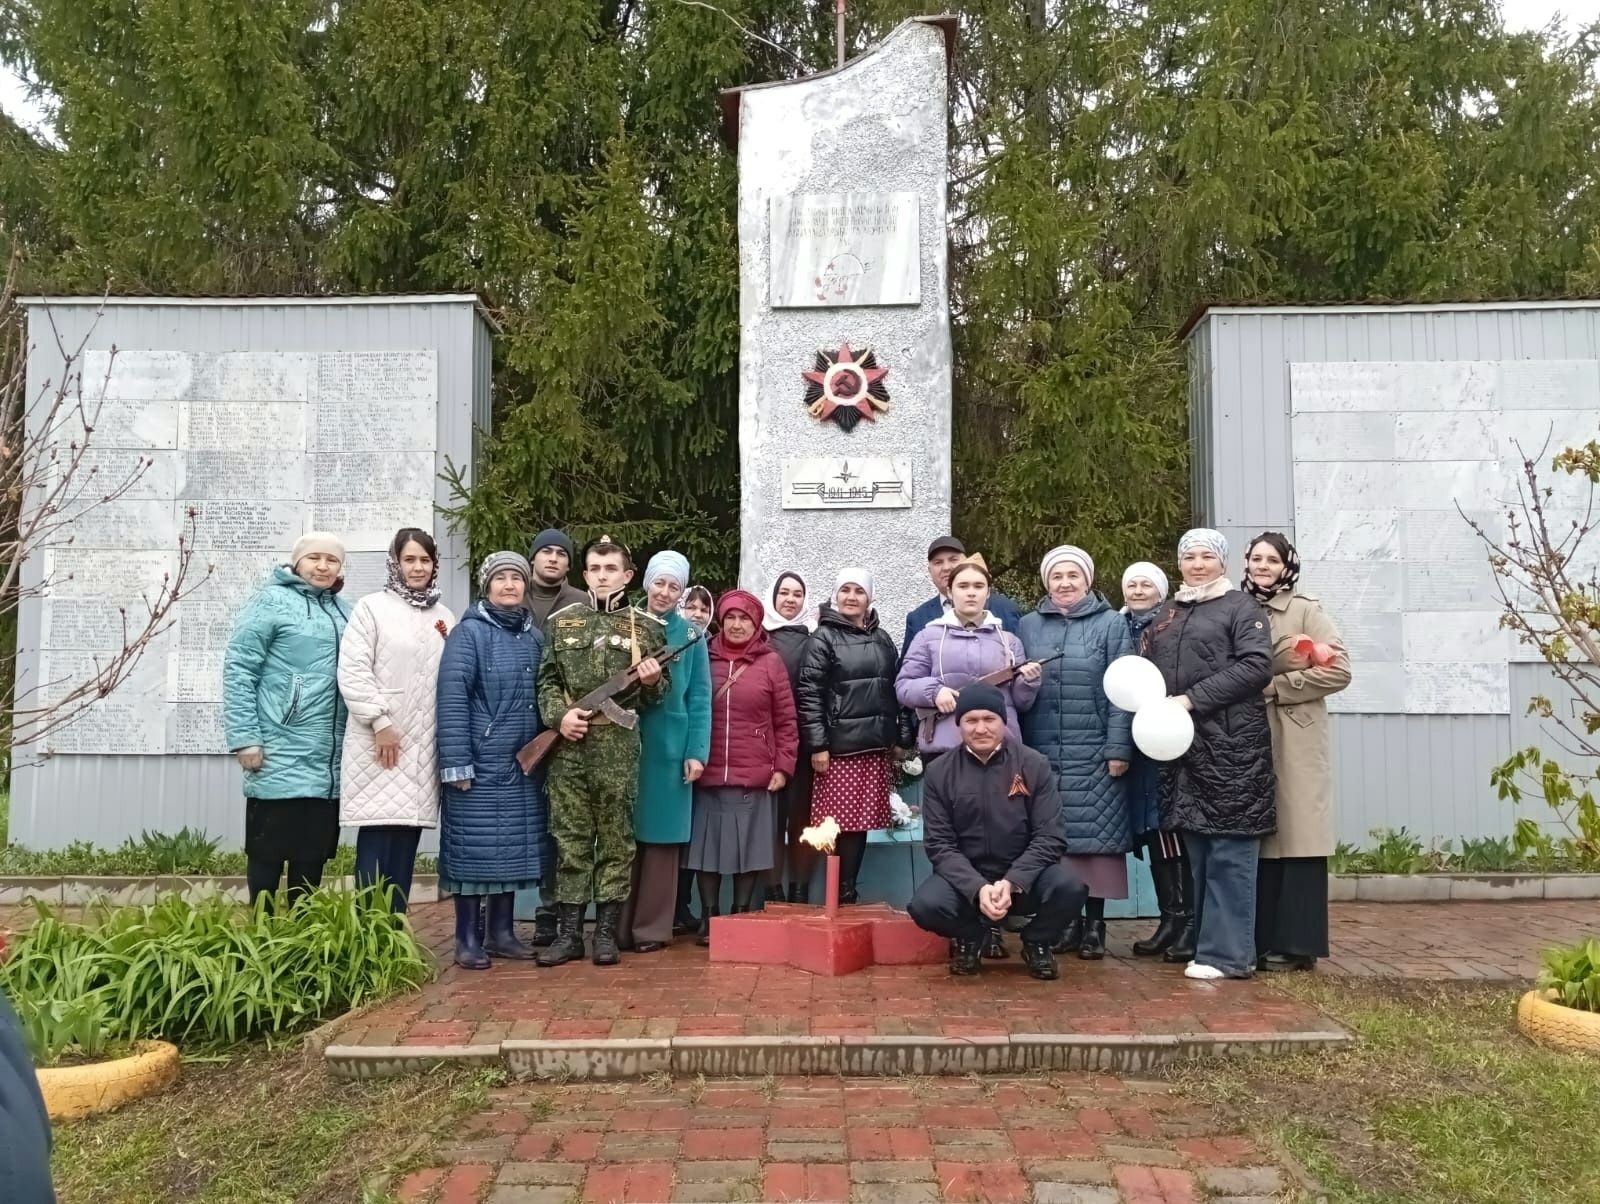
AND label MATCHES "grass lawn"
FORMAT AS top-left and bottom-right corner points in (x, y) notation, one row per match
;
(49, 1049), (497, 1204)
(1174, 976), (1600, 1204)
